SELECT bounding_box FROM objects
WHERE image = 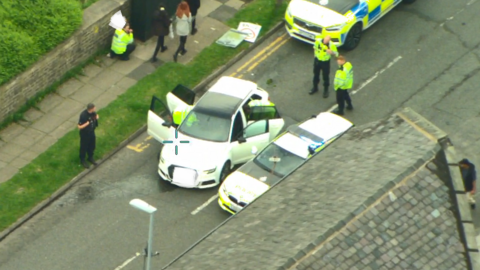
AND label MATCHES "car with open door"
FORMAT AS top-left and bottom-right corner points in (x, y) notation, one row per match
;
(147, 76), (285, 189)
(218, 112), (354, 214)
